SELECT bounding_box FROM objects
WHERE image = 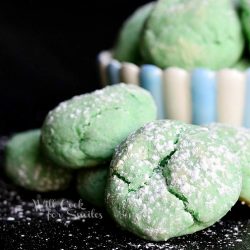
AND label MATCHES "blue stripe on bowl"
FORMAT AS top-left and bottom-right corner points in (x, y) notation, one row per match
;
(140, 65), (165, 119)
(244, 69), (250, 128)
(191, 69), (217, 125)
(107, 60), (121, 85)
